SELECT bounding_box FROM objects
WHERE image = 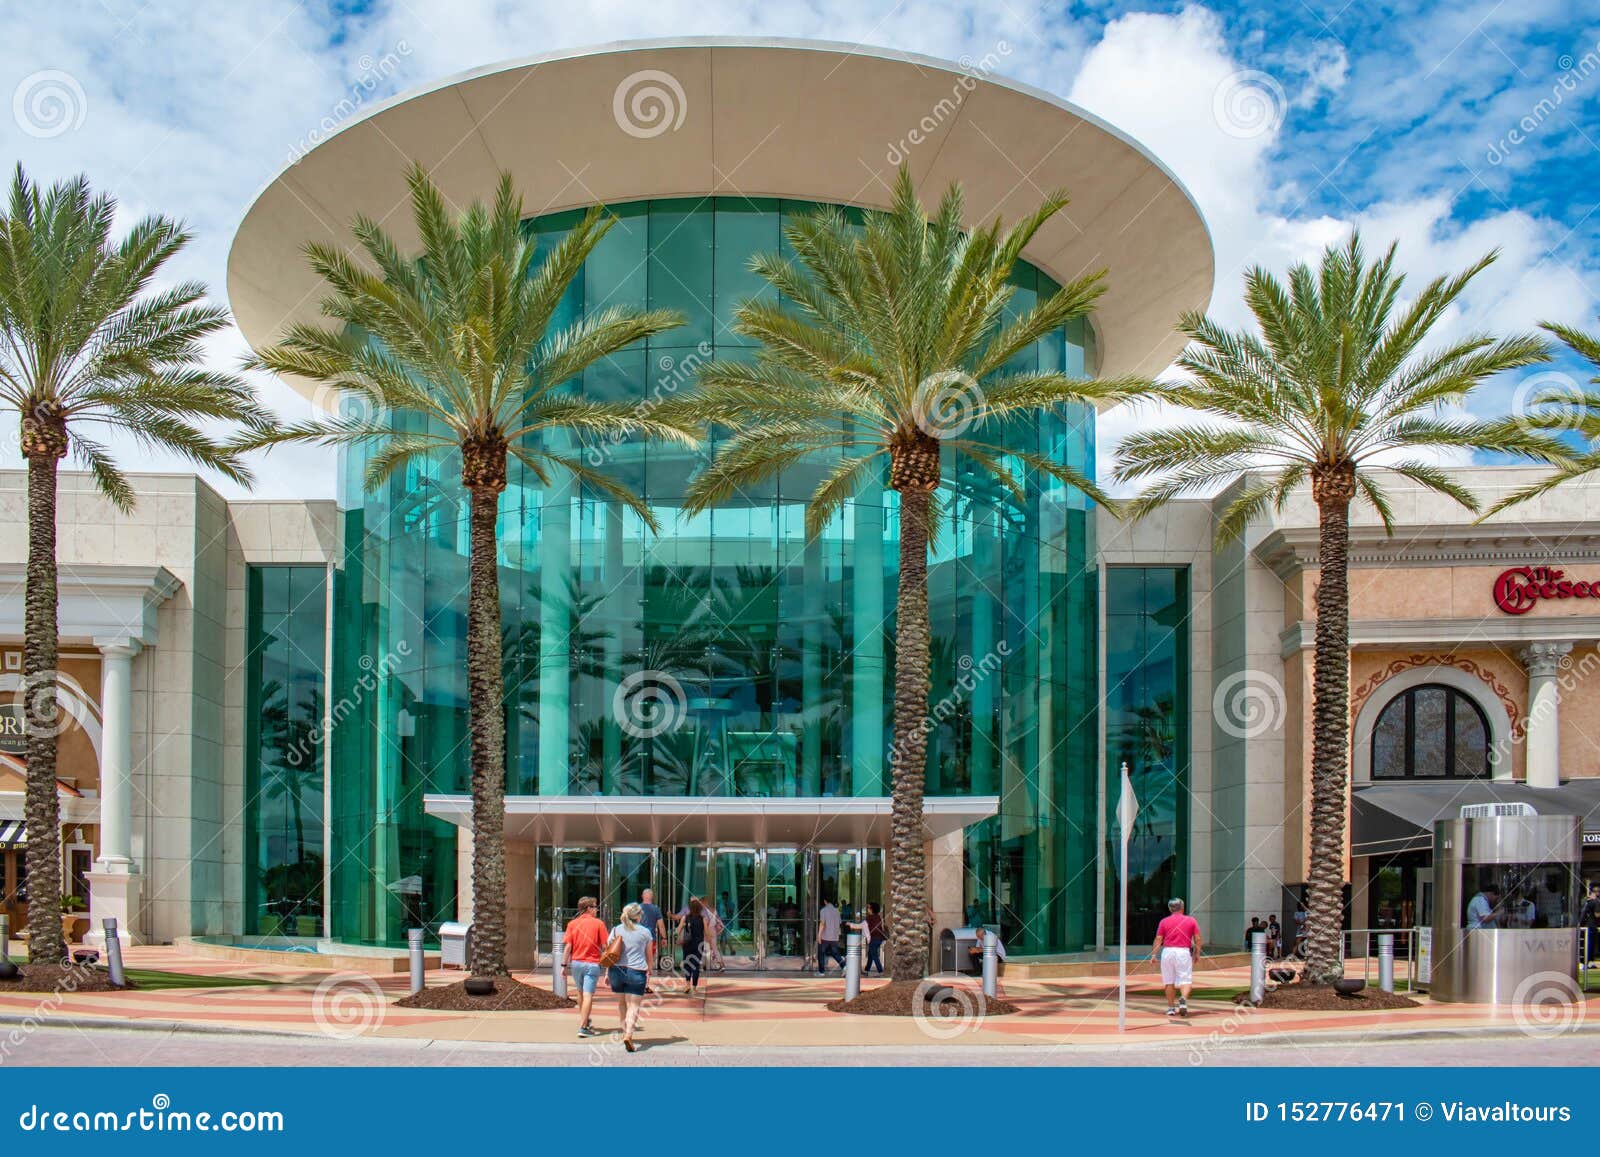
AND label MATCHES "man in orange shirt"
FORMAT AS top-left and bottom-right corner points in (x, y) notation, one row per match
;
(563, 896), (609, 1037)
